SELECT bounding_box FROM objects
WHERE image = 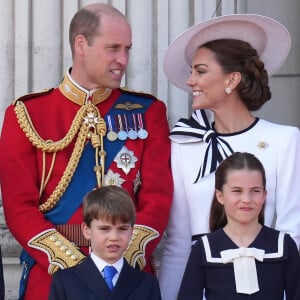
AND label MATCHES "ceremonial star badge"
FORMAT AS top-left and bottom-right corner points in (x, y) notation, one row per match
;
(114, 146), (138, 175)
(104, 169), (125, 187)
